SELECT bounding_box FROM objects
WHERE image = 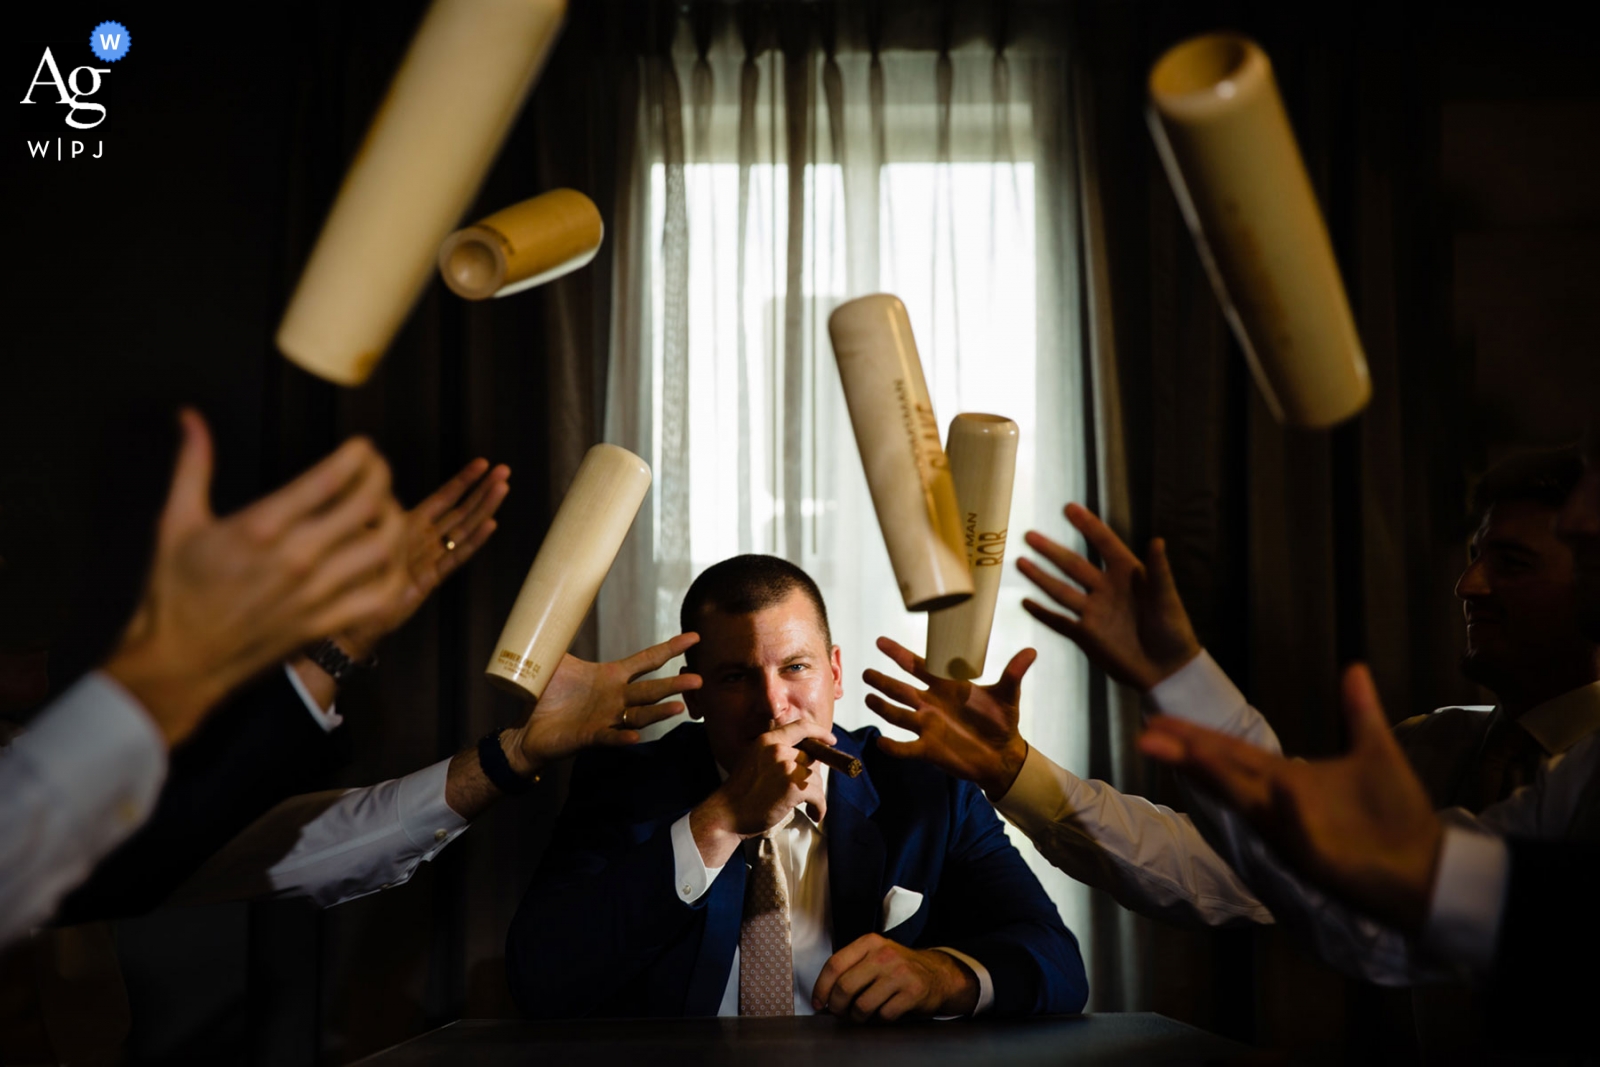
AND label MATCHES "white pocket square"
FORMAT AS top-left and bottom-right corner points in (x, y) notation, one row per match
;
(880, 886), (924, 931)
